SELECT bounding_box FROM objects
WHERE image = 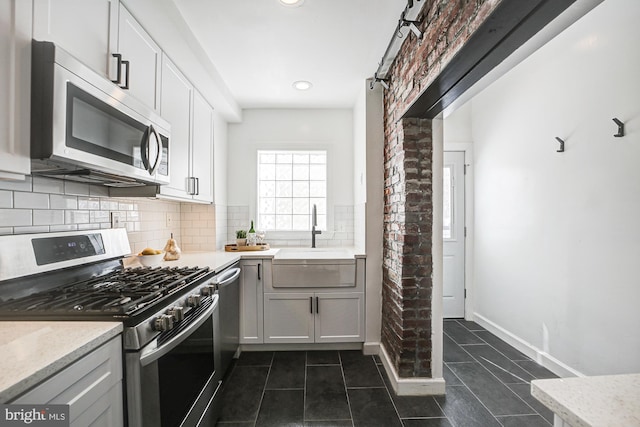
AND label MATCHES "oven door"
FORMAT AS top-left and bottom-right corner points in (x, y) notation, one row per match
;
(126, 295), (221, 427)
